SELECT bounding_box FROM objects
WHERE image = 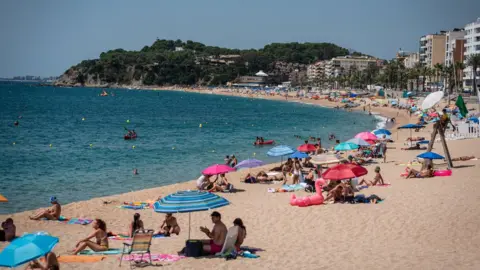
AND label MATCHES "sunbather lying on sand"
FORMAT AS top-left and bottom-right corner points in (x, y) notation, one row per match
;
(406, 137), (425, 141)
(156, 213), (180, 236)
(451, 156), (476, 161)
(405, 165), (434, 178)
(243, 173), (257, 183)
(29, 197), (61, 221)
(401, 143), (426, 150)
(358, 166), (385, 186)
